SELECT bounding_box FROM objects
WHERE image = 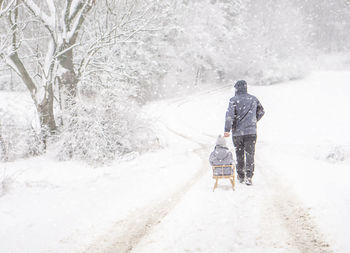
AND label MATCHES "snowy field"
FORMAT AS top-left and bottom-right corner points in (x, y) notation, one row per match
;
(1, 71), (350, 253)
